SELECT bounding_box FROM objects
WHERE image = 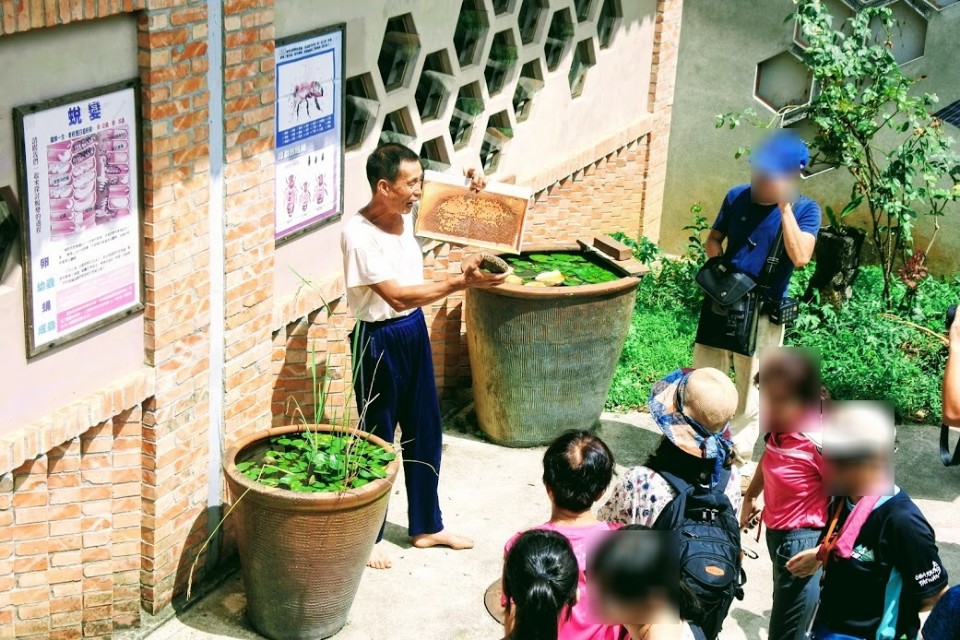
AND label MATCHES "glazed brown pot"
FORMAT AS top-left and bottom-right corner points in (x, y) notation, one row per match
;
(223, 425), (400, 640)
(467, 243), (640, 447)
